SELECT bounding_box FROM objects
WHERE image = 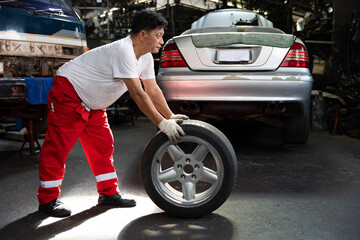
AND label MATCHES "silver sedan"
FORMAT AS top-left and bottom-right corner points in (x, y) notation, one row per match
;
(157, 9), (313, 144)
